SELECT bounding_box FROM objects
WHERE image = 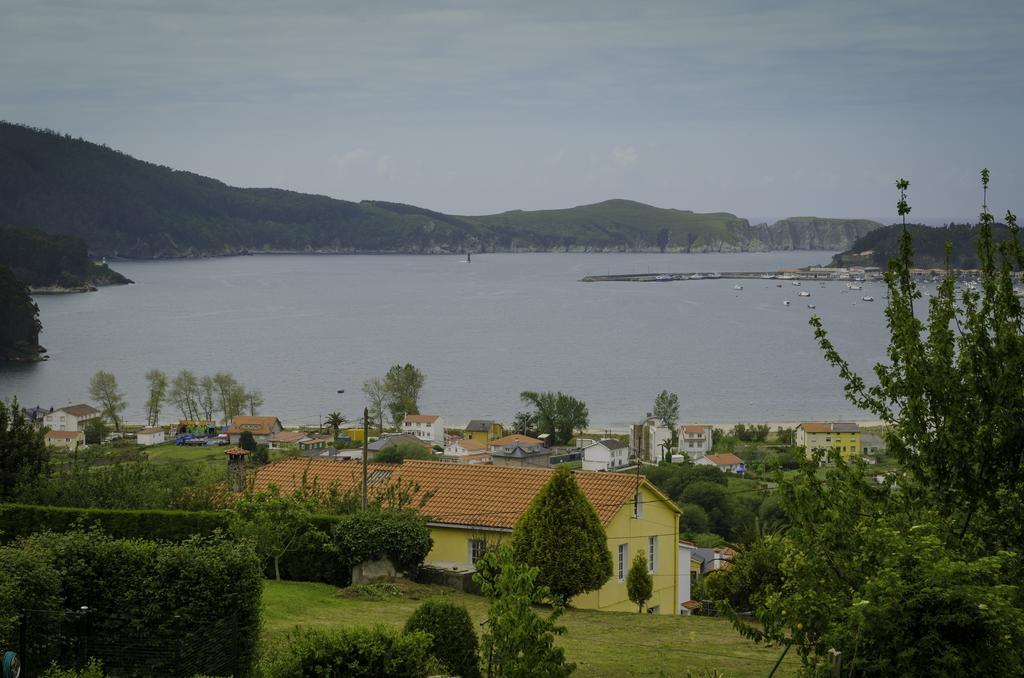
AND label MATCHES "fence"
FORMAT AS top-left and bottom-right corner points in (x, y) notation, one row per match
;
(14, 607), (247, 678)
